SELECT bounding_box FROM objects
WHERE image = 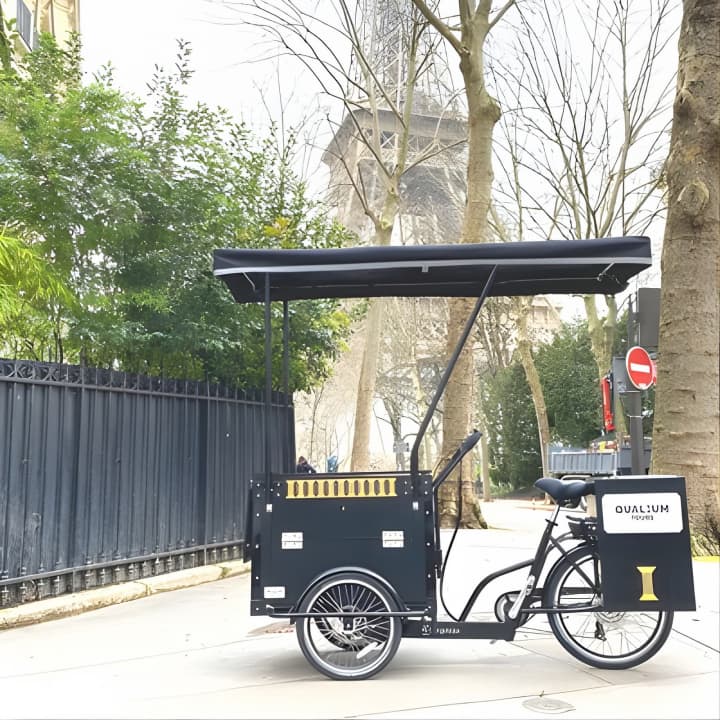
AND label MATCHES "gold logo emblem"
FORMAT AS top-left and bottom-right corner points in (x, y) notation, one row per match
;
(636, 566), (658, 601)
